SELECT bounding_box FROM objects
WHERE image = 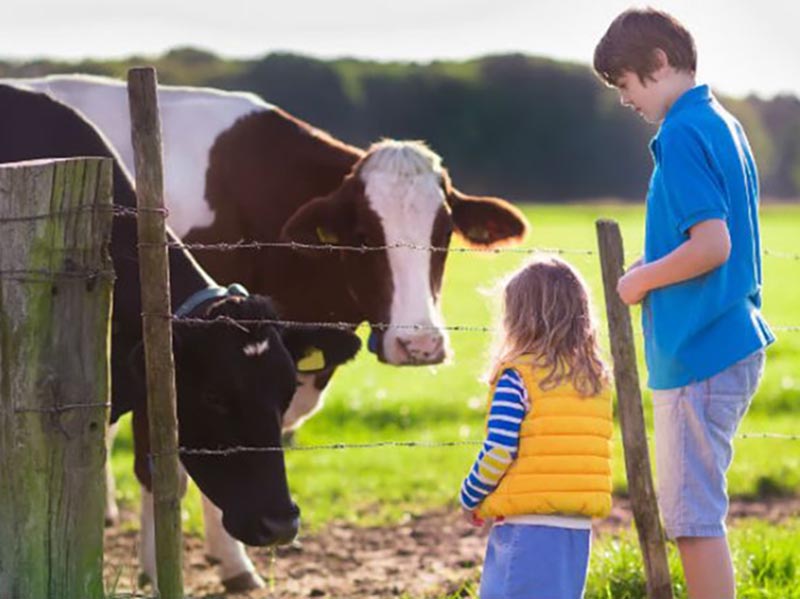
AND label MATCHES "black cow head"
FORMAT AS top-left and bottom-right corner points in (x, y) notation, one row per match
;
(171, 294), (360, 545)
